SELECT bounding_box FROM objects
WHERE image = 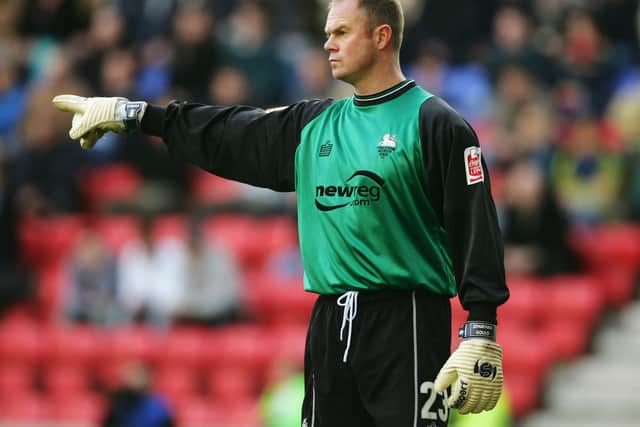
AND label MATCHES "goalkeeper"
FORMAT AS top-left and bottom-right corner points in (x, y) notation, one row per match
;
(53, 0), (509, 425)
